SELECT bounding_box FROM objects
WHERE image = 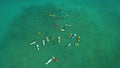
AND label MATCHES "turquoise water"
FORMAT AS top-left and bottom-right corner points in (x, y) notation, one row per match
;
(0, 0), (120, 68)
